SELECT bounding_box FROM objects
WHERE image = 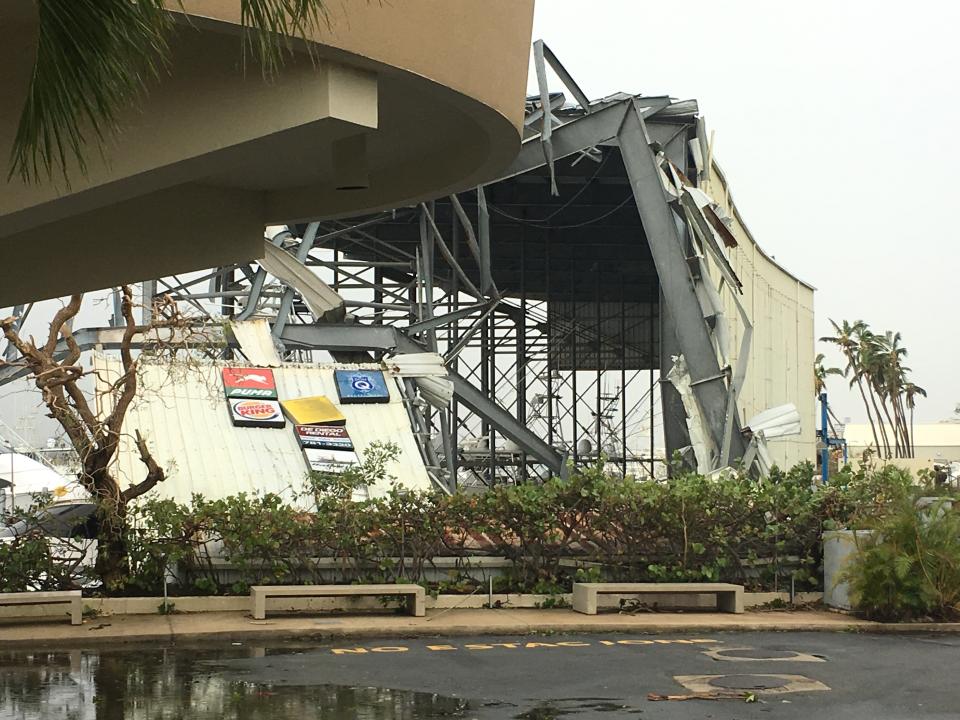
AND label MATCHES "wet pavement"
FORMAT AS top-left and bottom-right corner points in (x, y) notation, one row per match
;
(2, 632), (959, 719)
